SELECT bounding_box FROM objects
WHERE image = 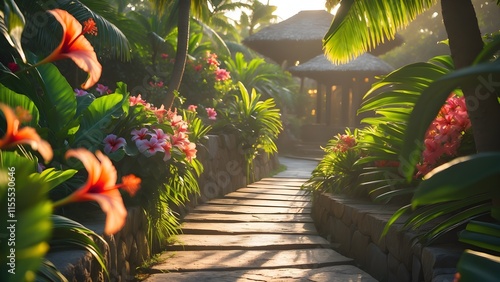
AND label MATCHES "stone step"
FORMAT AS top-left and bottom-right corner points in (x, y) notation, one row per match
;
(236, 187), (307, 196)
(182, 213), (314, 223)
(144, 265), (377, 282)
(224, 191), (309, 202)
(151, 249), (353, 272)
(180, 222), (317, 235)
(193, 204), (310, 214)
(207, 198), (311, 208)
(247, 183), (304, 190)
(256, 177), (306, 183)
(168, 234), (332, 251)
